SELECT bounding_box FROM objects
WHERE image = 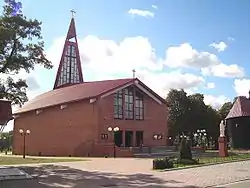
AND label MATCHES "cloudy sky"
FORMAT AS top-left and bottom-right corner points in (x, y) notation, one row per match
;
(2, 0), (250, 131)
